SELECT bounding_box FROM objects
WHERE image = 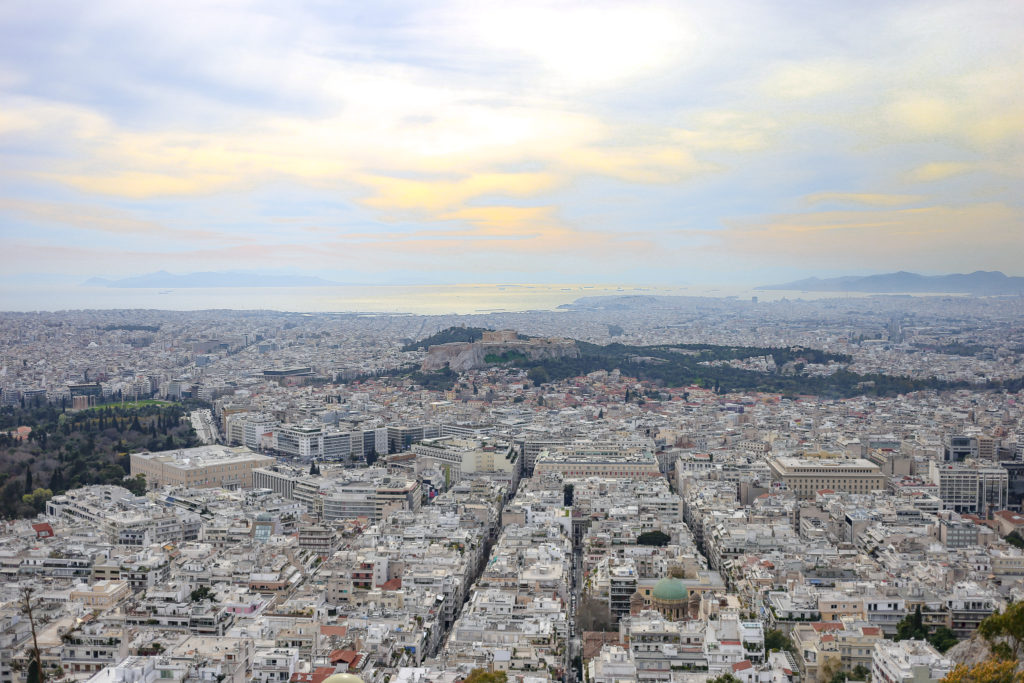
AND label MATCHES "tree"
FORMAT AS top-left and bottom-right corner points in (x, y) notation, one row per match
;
(190, 586), (214, 602)
(21, 587), (44, 683)
(895, 605), (928, 641)
(820, 658), (843, 683)
(366, 448), (378, 467)
(637, 530), (671, 546)
(563, 484), (574, 507)
(47, 467), (65, 493)
(463, 670), (507, 683)
(577, 595), (616, 632)
(527, 366), (549, 387)
(928, 626), (959, 653)
(764, 629), (795, 653)
(850, 664), (871, 681)
(939, 604), (1024, 683)
(942, 660), (1022, 683)
(24, 466), (32, 492)
(21, 488), (53, 514)
(123, 474), (147, 496)
(978, 600), (1024, 661)
(707, 675), (742, 683)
